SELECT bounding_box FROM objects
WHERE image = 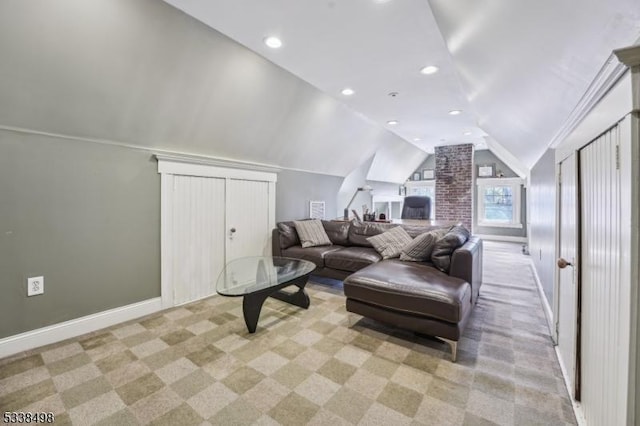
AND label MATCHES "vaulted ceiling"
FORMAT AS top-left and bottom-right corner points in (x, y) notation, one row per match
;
(164, 0), (640, 171)
(1, 0), (638, 183)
